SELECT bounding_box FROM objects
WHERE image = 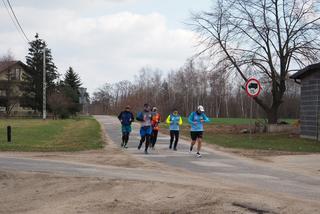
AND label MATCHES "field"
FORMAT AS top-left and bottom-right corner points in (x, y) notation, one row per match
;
(162, 117), (320, 153)
(0, 117), (103, 152)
